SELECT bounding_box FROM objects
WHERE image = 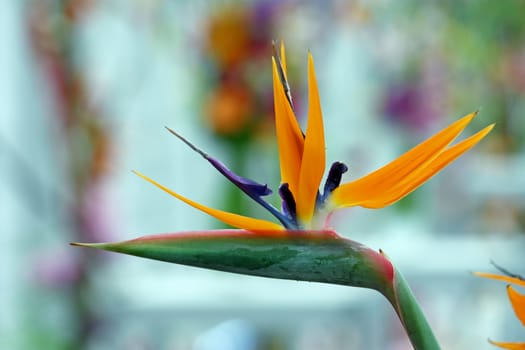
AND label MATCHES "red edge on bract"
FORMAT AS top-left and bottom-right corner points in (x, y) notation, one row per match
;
(127, 229), (341, 243)
(375, 249), (395, 283)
